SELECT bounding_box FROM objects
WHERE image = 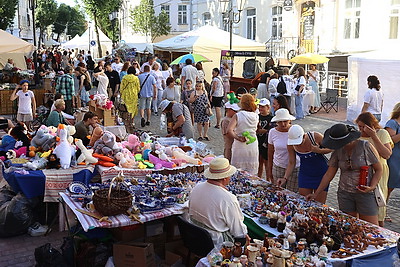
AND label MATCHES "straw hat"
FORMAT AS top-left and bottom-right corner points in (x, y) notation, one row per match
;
(287, 125), (304, 145)
(322, 124), (361, 149)
(204, 158), (237, 180)
(271, 108), (295, 122)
